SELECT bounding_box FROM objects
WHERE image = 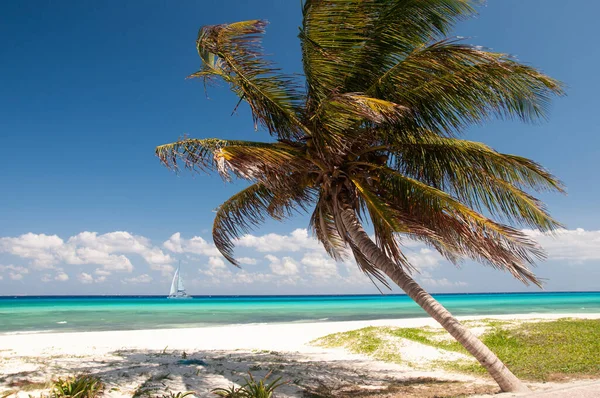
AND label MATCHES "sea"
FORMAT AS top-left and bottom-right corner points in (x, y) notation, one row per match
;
(1, 292), (599, 334)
